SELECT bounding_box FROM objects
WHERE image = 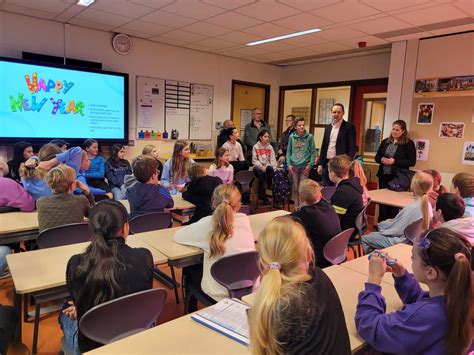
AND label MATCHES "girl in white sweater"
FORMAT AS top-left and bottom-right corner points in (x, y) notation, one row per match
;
(174, 184), (255, 301)
(252, 130), (277, 203)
